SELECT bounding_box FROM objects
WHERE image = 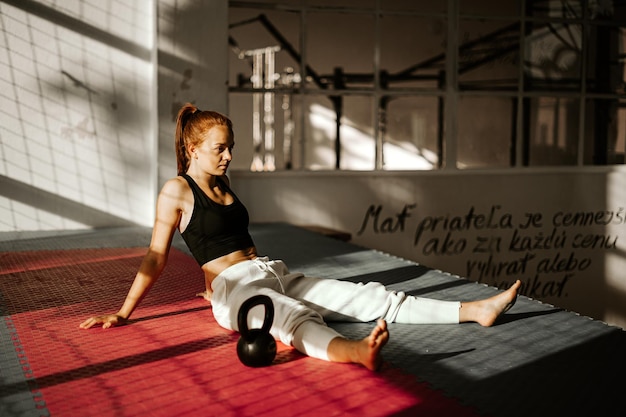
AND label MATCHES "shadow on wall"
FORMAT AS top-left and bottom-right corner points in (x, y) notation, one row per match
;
(0, 0), (220, 230)
(1, 0), (152, 229)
